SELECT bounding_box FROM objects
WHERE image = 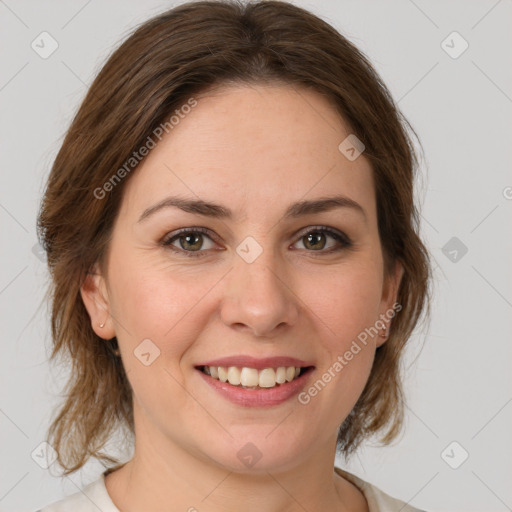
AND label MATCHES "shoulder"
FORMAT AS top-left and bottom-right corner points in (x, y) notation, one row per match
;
(36, 475), (119, 512)
(334, 466), (428, 512)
